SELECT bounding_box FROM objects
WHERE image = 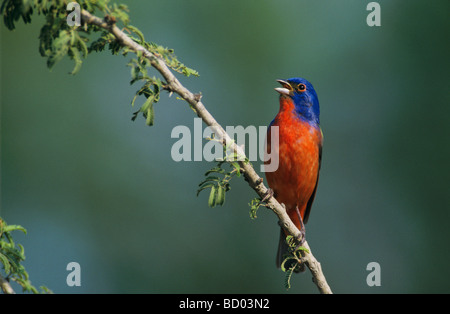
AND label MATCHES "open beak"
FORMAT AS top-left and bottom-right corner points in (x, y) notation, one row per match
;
(275, 79), (292, 96)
